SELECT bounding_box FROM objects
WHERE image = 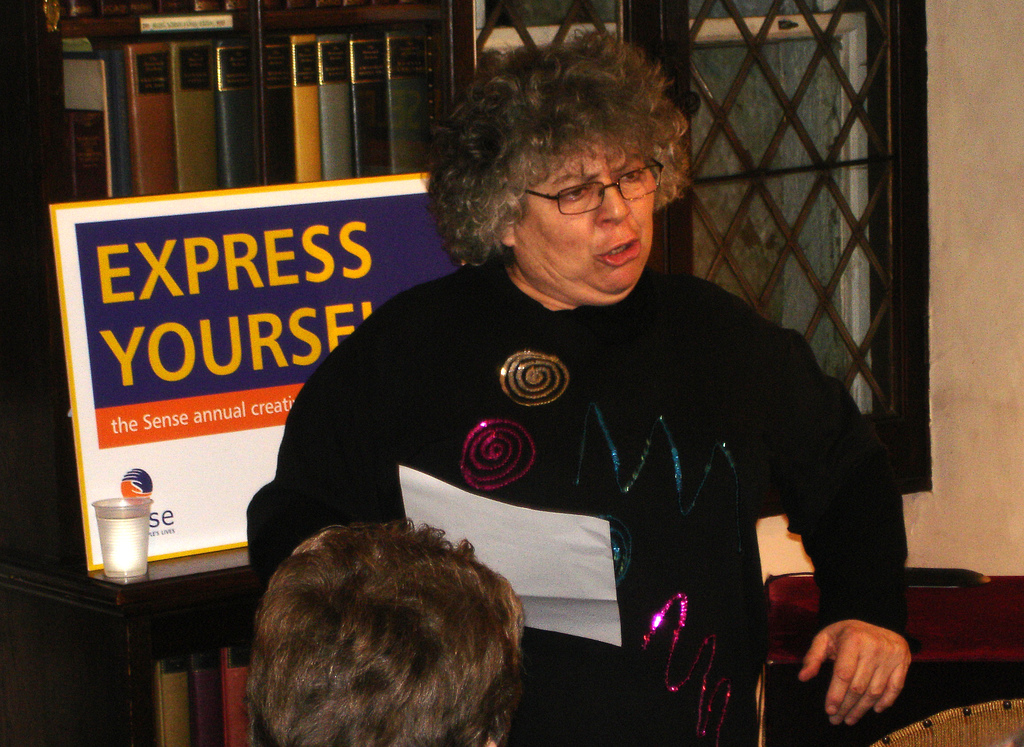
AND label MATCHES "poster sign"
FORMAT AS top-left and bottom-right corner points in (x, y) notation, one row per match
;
(50, 175), (455, 569)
